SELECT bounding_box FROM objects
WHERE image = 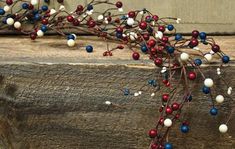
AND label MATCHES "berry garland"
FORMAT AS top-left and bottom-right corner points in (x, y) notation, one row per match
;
(0, 0), (234, 148)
